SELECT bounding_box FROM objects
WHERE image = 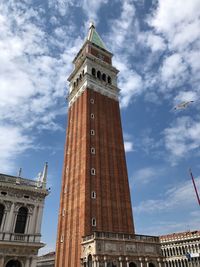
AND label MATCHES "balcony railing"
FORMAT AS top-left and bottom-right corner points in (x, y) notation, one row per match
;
(0, 173), (43, 188)
(0, 232), (41, 243)
(82, 231), (160, 243)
